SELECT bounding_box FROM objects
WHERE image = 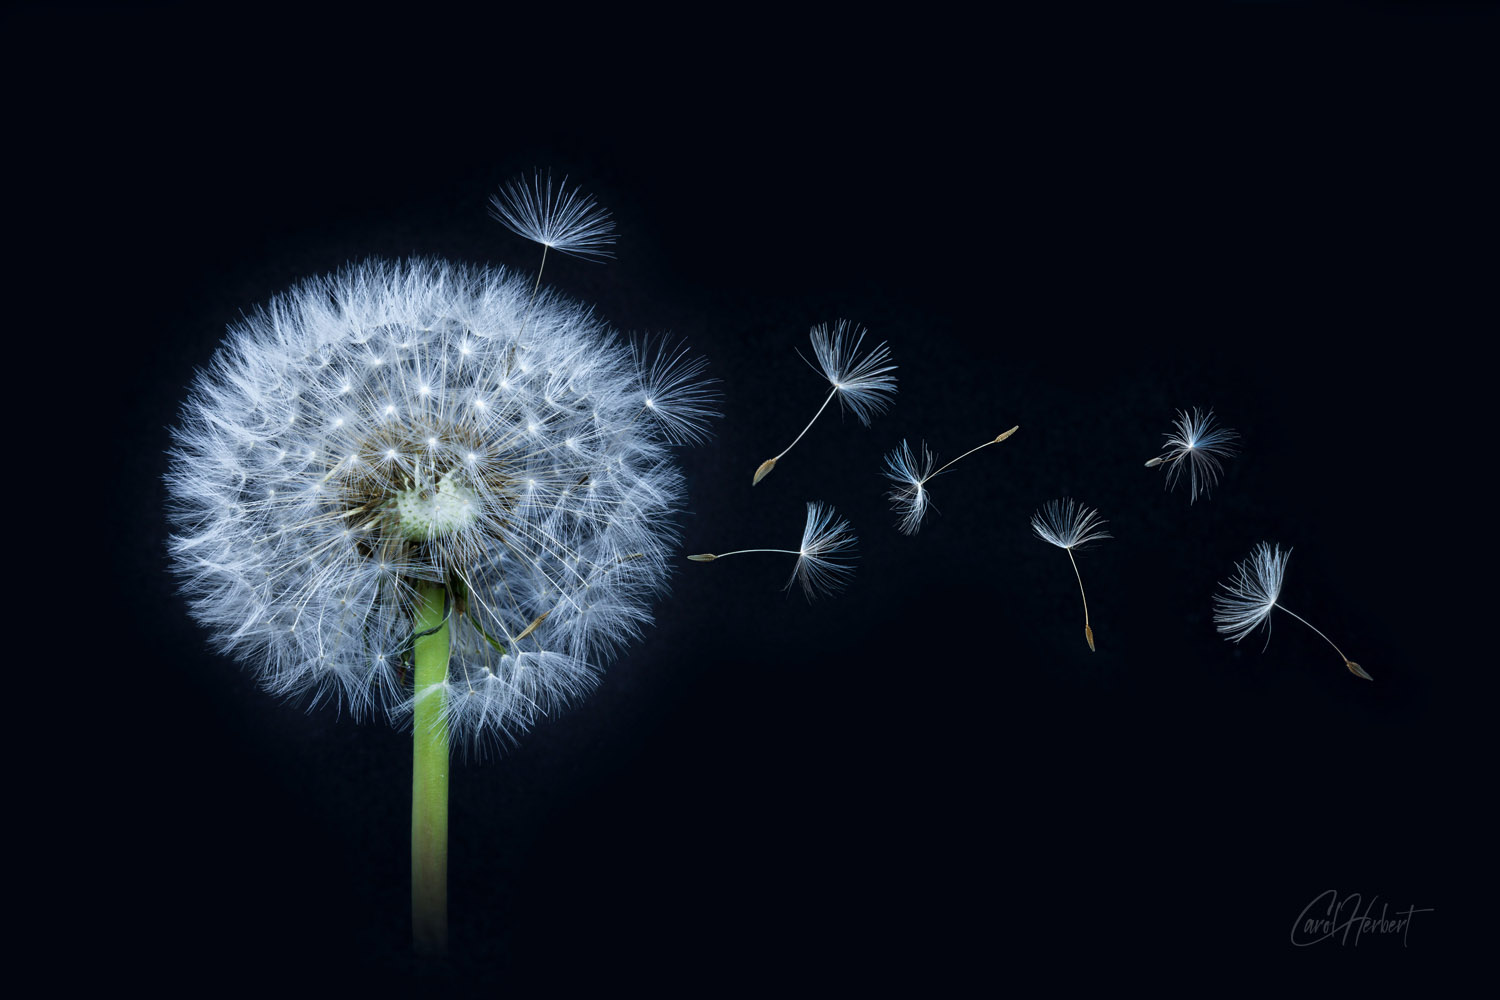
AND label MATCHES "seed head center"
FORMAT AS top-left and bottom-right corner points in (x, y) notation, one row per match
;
(393, 472), (477, 540)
